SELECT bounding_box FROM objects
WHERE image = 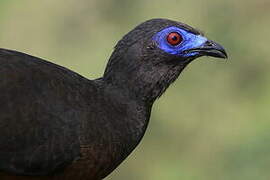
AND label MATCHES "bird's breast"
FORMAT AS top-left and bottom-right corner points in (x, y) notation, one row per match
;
(76, 98), (151, 179)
